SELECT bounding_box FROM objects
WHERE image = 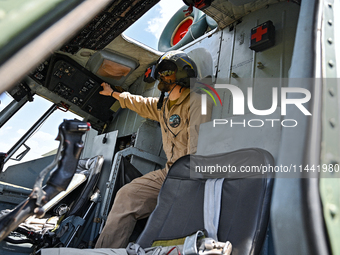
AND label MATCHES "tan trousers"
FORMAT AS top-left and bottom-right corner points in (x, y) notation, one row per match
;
(95, 168), (168, 248)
